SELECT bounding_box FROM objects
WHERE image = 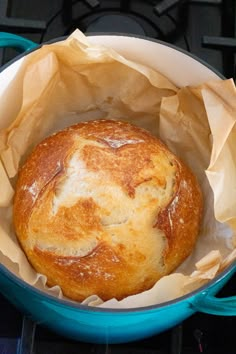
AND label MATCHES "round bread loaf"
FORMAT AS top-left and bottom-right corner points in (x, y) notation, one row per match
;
(13, 119), (203, 302)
